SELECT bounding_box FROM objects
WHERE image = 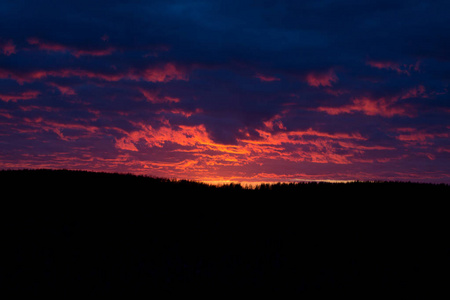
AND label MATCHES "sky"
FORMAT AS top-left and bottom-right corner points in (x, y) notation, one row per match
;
(1, 0), (449, 184)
